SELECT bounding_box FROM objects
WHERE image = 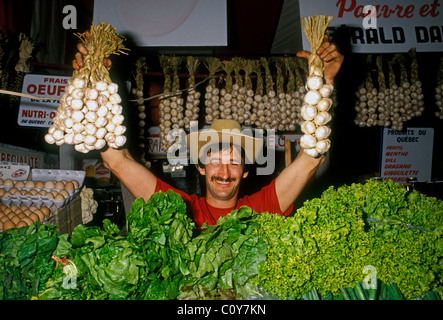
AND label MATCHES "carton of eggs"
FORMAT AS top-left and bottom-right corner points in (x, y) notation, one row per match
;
(0, 178), (81, 209)
(0, 204), (51, 231)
